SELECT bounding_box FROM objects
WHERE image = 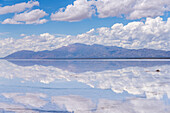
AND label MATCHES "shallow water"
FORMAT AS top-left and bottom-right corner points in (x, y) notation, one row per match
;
(0, 59), (170, 113)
